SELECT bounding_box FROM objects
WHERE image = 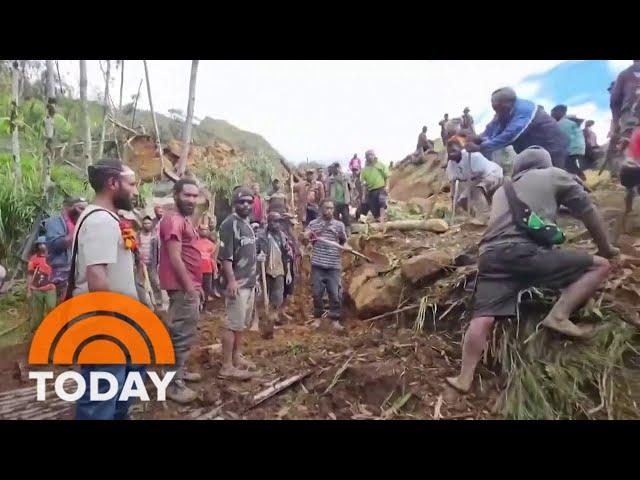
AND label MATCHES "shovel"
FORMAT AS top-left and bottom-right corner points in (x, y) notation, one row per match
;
(314, 237), (385, 265)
